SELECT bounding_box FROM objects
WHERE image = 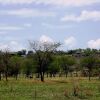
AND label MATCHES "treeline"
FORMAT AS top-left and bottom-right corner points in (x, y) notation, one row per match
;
(0, 41), (100, 82)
